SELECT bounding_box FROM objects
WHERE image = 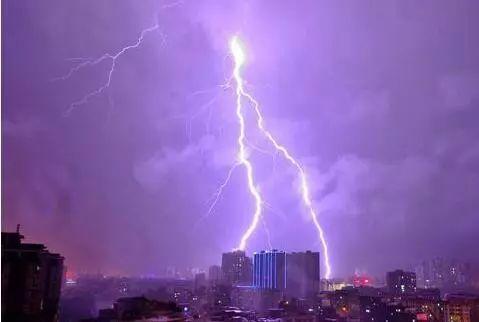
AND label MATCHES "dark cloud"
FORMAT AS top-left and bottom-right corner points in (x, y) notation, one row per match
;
(2, 0), (479, 277)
